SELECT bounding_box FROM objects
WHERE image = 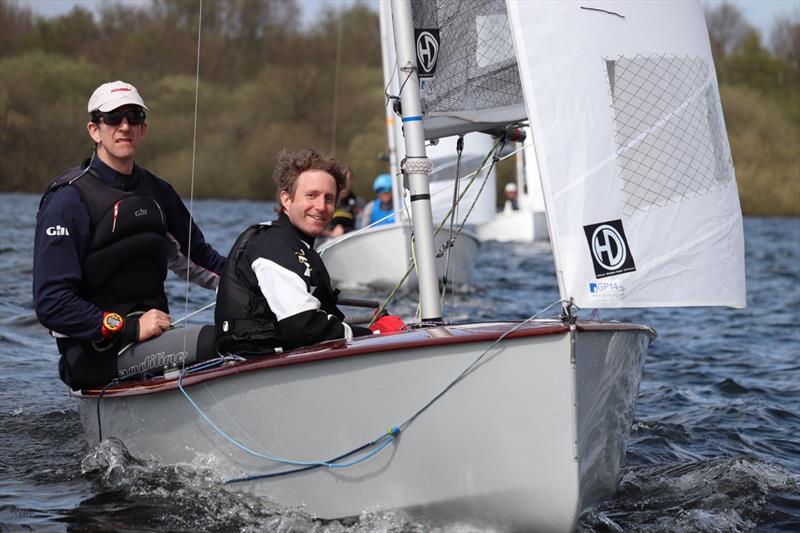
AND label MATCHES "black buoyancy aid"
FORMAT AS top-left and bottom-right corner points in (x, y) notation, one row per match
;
(214, 224), (279, 356)
(53, 164), (169, 316)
